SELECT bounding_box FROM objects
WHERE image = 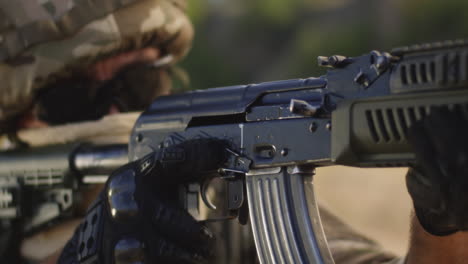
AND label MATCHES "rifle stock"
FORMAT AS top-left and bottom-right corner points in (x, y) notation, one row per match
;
(0, 144), (127, 231)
